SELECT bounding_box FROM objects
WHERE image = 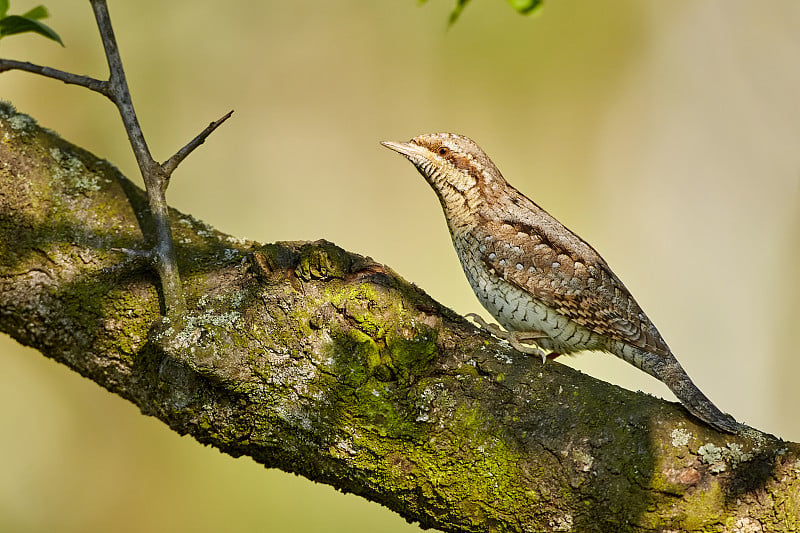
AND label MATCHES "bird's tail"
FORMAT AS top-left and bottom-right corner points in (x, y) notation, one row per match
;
(628, 348), (740, 434)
